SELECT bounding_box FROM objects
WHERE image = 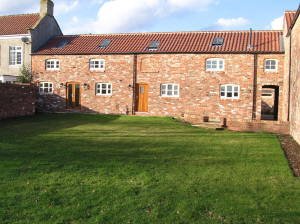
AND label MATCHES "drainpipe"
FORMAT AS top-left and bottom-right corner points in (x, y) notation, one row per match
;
(252, 53), (258, 120)
(132, 54), (137, 115)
